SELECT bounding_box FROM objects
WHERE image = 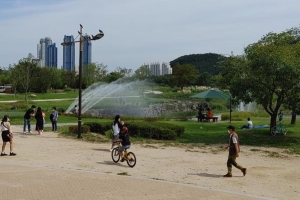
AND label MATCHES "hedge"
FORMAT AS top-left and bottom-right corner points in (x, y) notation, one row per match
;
(84, 121), (184, 140)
